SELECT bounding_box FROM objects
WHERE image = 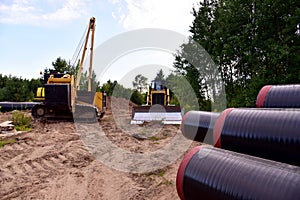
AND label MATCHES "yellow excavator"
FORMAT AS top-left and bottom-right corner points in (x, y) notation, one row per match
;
(31, 17), (106, 121)
(131, 80), (182, 124)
